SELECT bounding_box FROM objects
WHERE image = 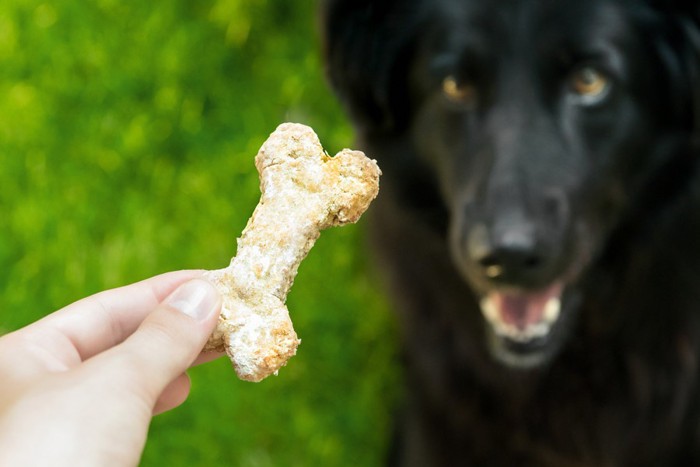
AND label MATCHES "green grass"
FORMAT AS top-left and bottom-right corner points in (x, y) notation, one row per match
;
(0, 1), (400, 465)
